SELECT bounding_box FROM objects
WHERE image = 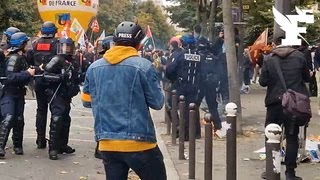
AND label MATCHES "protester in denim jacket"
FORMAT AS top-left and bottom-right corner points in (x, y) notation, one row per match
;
(83, 21), (166, 180)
